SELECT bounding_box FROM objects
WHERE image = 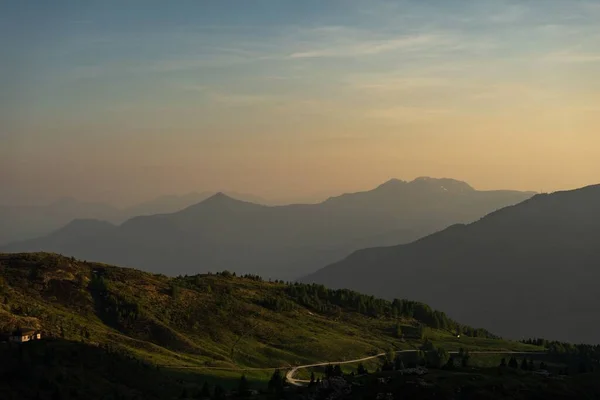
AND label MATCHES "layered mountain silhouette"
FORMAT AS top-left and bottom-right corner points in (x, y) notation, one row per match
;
(302, 184), (600, 343)
(0, 191), (268, 245)
(0, 198), (120, 245)
(2, 178), (534, 280)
